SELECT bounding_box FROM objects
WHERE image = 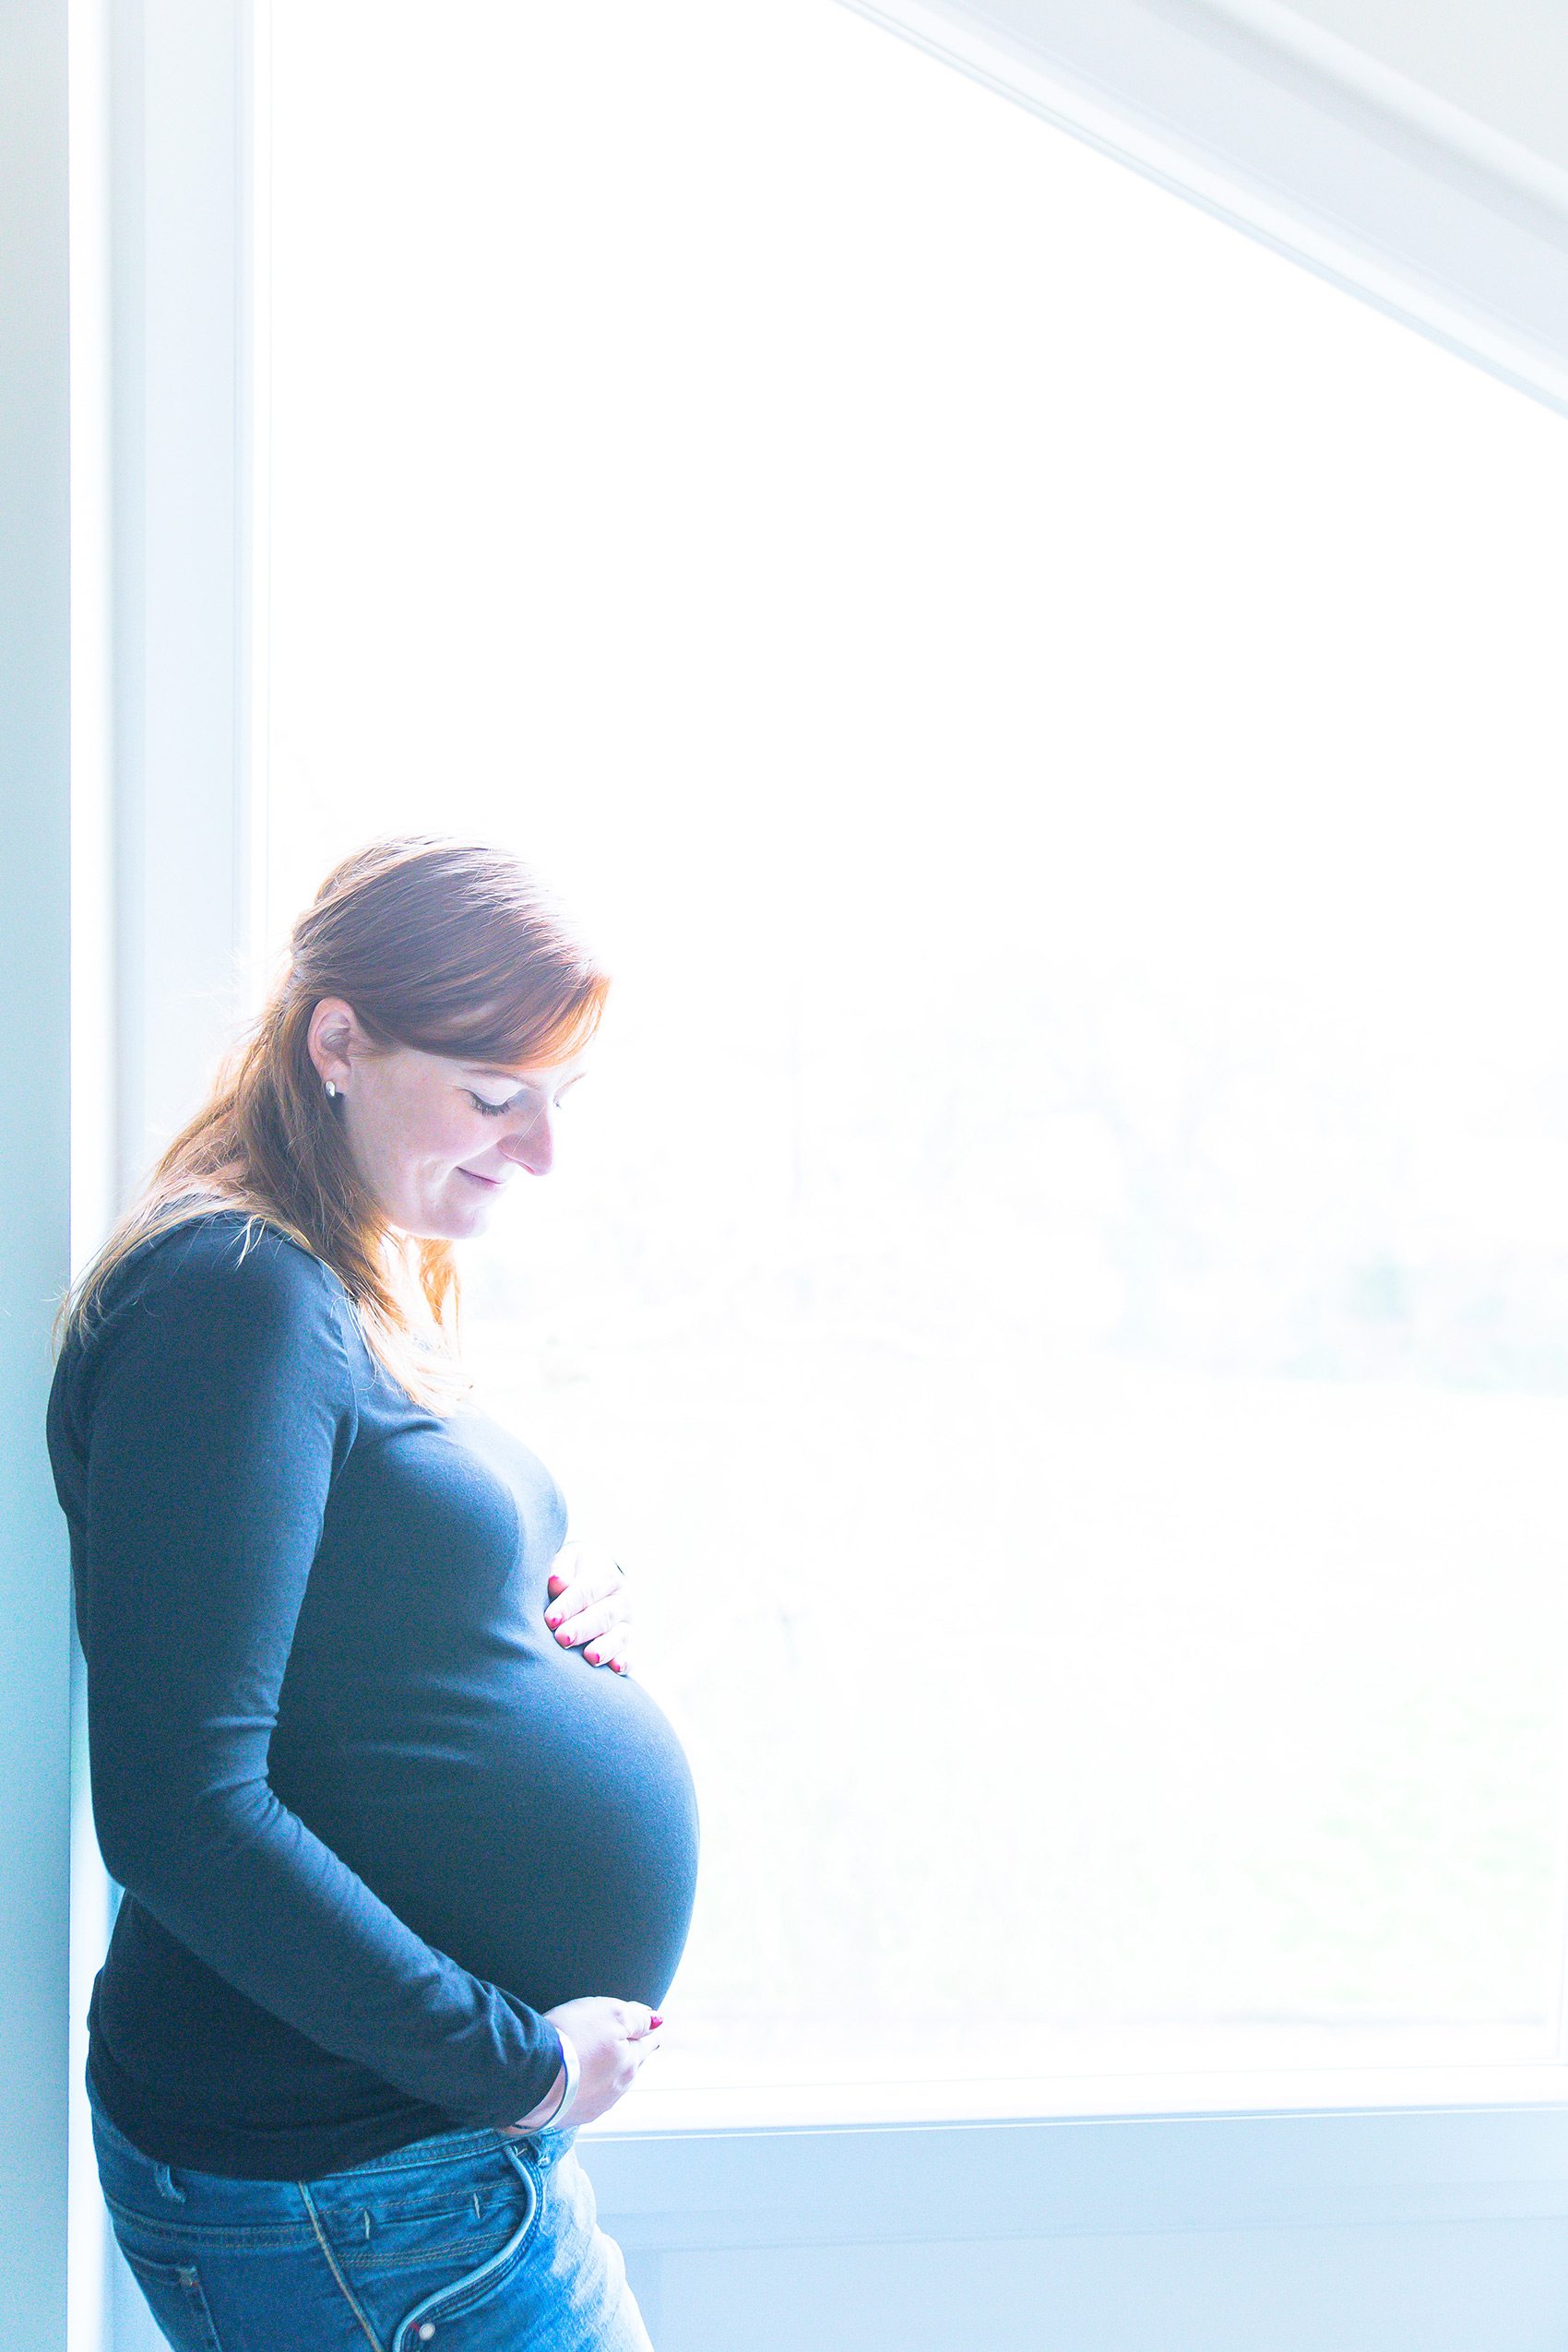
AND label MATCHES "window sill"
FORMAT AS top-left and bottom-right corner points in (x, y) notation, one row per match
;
(580, 2070), (1568, 2251)
(588, 2058), (1568, 2138)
